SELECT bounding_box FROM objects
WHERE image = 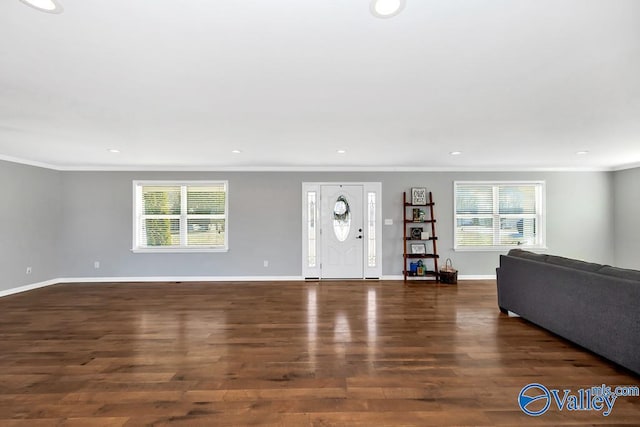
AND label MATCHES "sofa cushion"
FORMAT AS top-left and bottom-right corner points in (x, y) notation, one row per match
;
(545, 255), (603, 272)
(507, 249), (548, 262)
(597, 266), (640, 282)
